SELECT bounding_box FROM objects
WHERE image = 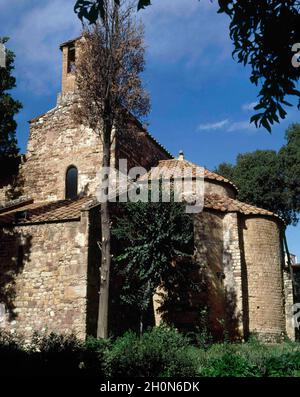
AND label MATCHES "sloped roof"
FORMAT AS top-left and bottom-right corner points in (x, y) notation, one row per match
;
(137, 158), (280, 220)
(0, 191), (280, 226)
(59, 36), (82, 50)
(204, 194), (280, 219)
(0, 196), (94, 225)
(138, 158), (238, 192)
